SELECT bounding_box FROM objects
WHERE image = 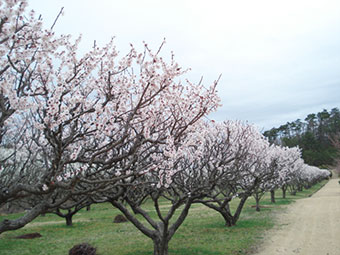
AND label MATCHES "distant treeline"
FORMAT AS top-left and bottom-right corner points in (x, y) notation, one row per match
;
(263, 107), (340, 167)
